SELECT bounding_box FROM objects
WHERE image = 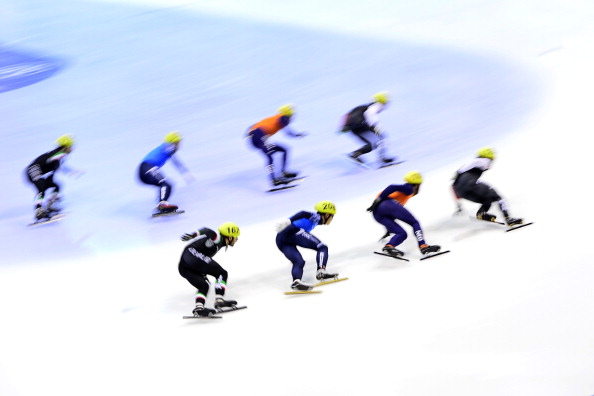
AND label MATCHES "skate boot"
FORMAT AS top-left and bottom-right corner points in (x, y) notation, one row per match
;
(214, 297), (237, 309)
(46, 194), (62, 213)
(35, 207), (50, 220)
(382, 244), (404, 257)
(291, 279), (313, 291)
(477, 212), (497, 222)
(348, 152), (365, 165)
(192, 303), (217, 317)
(420, 244), (441, 255)
(380, 157), (395, 165)
(157, 201), (178, 213)
(282, 171), (299, 179)
(272, 177), (291, 186)
(505, 217), (523, 226)
(46, 204), (62, 215)
(316, 268), (338, 280)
